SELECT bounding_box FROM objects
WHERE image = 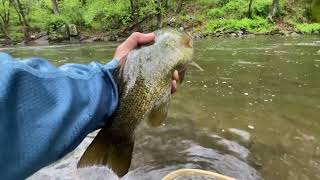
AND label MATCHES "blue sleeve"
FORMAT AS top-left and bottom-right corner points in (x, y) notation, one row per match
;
(0, 52), (119, 180)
